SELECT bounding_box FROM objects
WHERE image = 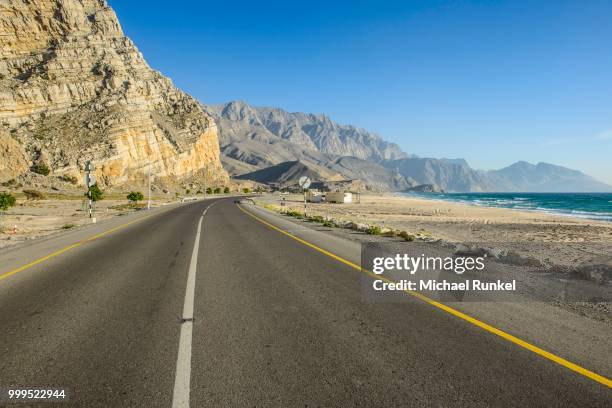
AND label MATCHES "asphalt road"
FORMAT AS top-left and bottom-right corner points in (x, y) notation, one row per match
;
(0, 198), (609, 407)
